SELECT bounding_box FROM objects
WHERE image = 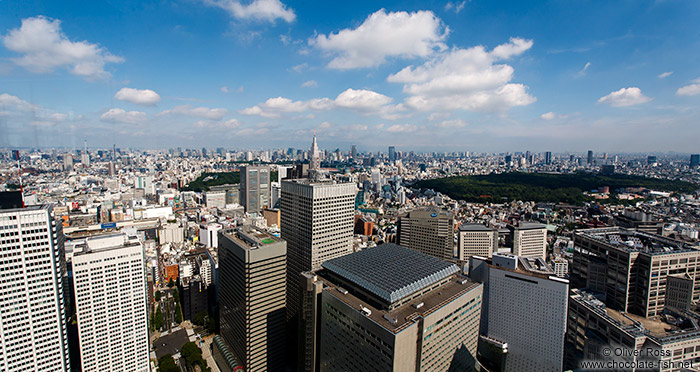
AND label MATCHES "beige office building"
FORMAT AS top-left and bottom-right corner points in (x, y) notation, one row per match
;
(458, 223), (498, 260)
(280, 179), (355, 322)
(398, 206), (454, 260)
(509, 221), (547, 259)
(218, 227), (287, 372)
(317, 244), (483, 372)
